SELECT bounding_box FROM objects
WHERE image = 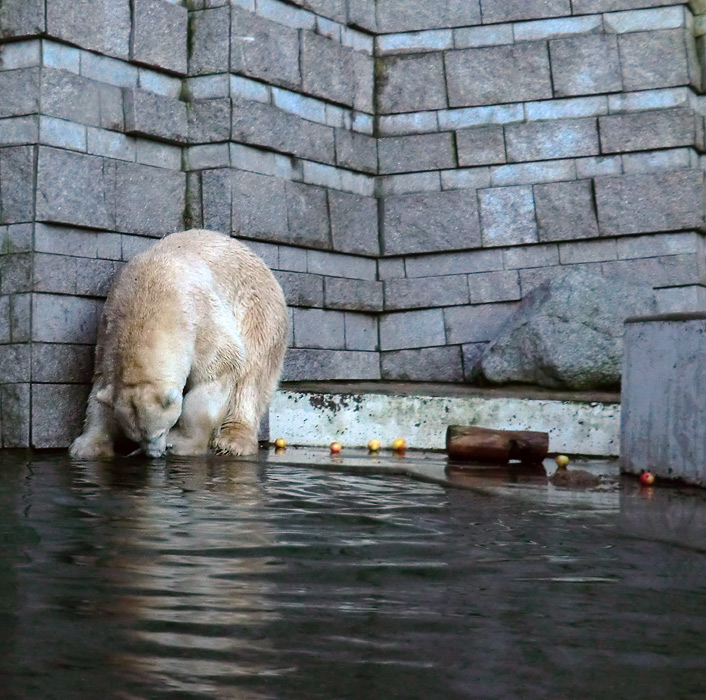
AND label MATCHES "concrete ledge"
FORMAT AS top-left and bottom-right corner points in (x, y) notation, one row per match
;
(270, 382), (620, 456)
